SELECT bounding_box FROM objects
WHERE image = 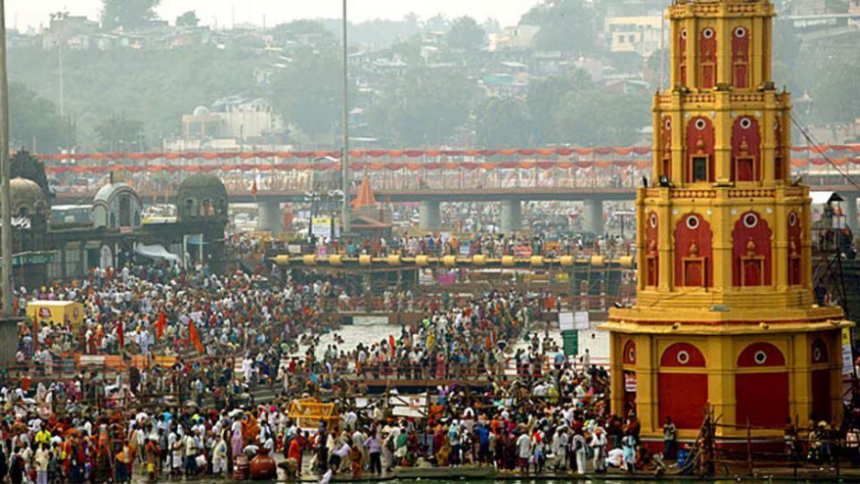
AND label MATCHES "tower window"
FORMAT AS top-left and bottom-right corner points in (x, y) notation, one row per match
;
(692, 156), (709, 182)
